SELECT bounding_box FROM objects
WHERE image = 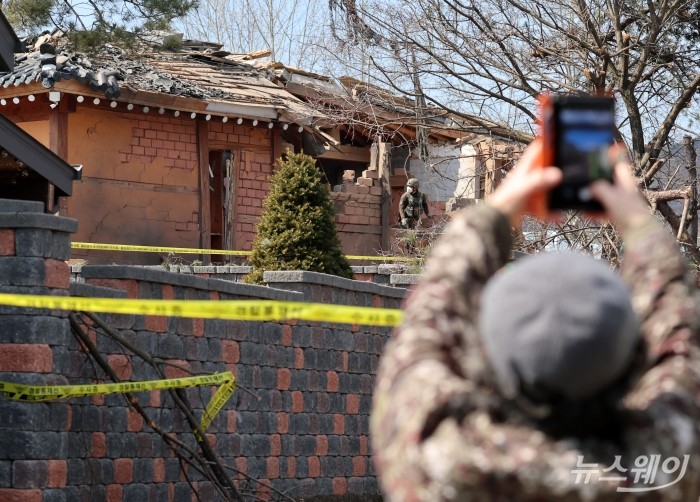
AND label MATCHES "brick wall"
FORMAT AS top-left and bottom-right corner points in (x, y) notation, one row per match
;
(331, 192), (382, 256)
(17, 102), (395, 265)
(0, 201), (405, 501)
(120, 114), (198, 171)
(119, 115), (387, 258)
(119, 114), (278, 253)
(0, 199), (77, 502)
(208, 121), (273, 250)
(66, 107), (280, 264)
(72, 264), (418, 289)
(65, 107), (201, 265)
